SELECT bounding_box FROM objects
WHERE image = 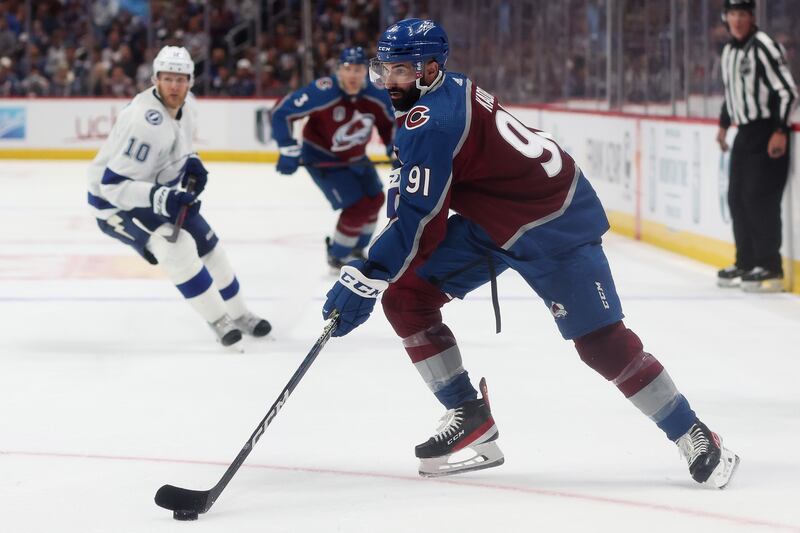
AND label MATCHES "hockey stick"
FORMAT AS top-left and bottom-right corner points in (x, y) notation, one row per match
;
(154, 311), (340, 520)
(165, 175), (197, 243)
(302, 159), (393, 169)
